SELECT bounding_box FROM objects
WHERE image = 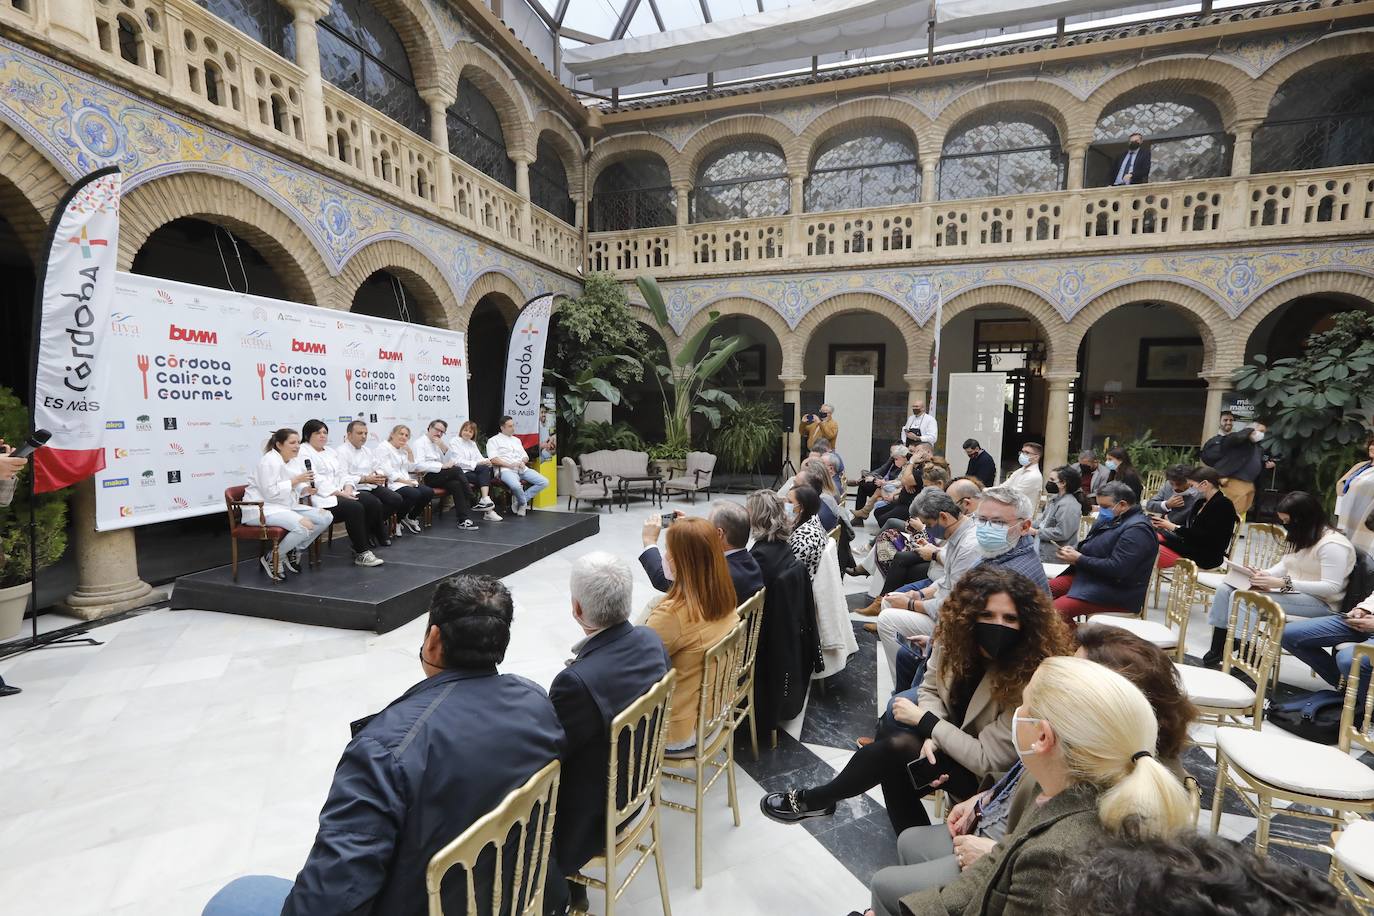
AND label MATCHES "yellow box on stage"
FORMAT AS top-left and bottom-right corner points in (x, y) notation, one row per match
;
(533, 456), (557, 508)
